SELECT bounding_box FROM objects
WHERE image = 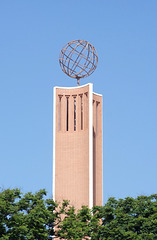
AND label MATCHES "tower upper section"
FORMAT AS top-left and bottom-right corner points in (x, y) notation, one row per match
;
(53, 83), (102, 209)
